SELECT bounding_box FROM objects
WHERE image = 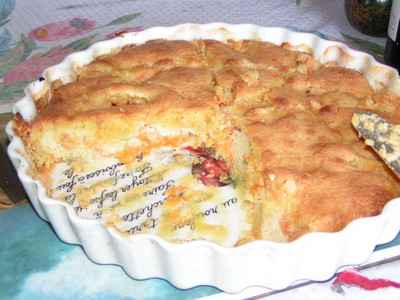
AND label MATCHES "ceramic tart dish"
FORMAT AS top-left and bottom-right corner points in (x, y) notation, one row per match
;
(6, 23), (400, 292)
